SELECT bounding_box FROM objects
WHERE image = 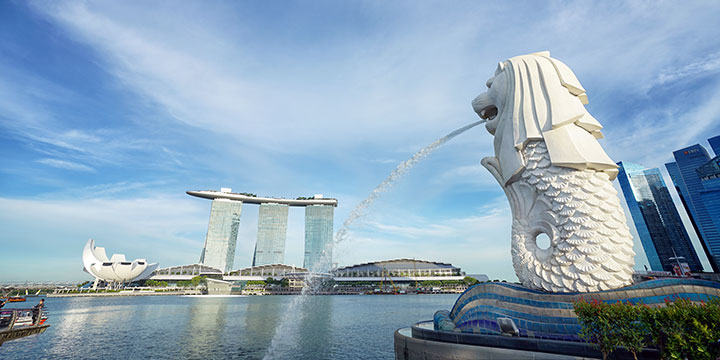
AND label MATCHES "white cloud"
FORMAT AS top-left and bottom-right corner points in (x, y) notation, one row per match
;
(37, 158), (94, 172)
(655, 52), (720, 86)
